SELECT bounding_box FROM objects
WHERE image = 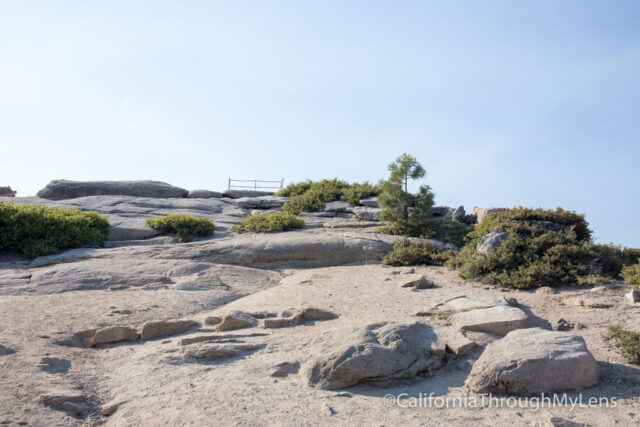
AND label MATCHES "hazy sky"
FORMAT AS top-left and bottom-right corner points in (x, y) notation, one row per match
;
(1, 1), (639, 246)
